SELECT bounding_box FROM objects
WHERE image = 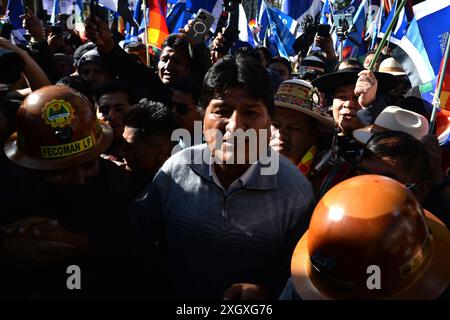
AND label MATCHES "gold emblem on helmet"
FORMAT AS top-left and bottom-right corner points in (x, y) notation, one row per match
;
(41, 99), (75, 128)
